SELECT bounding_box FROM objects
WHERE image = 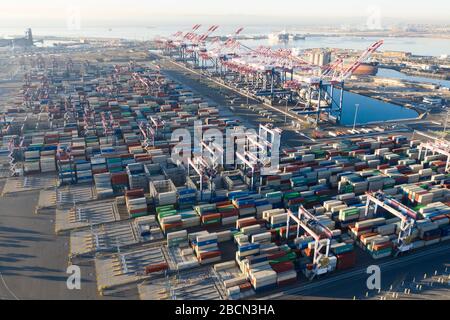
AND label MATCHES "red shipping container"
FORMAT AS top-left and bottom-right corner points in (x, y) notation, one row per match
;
(270, 261), (294, 273)
(127, 142), (141, 148)
(430, 215), (448, 222)
(238, 219), (258, 229)
(221, 211), (239, 218)
(355, 164), (369, 171)
(239, 282), (252, 292)
(372, 242), (393, 251)
(111, 173), (128, 184)
(288, 198), (305, 205)
(92, 169), (108, 174)
(164, 221), (183, 230)
(235, 203), (255, 209)
(199, 251), (221, 260)
(145, 263), (168, 274)
(267, 251), (287, 260)
(125, 189), (145, 197)
(360, 232), (378, 241)
(316, 190), (331, 196)
(202, 213), (221, 221)
(129, 208), (148, 214)
(285, 165), (301, 173)
(336, 251), (356, 270)
(216, 200), (232, 207)
(353, 225), (373, 232)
